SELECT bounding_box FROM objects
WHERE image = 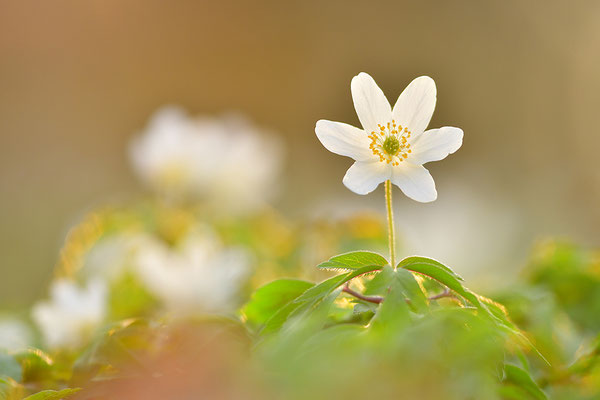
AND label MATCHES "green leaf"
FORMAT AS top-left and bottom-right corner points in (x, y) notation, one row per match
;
(363, 267), (393, 296)
(502, 364), (547, 400)
(14, 349), (53, 383)
(395, 268), (428, 313)
(72, 319), (155, 384)
(283, 289), (342, 334)
(261, 265), (381, 336)
(498, 385), (536, 400)
(108, 271), (158, 320)
(0, 352), (21, 382)
(292, 273), (350, 304)
(259, 274), (347, 336)
(398, 256), (483, 308)
(304, 323), (366, 350)
(242, 279), (314, 329)
(259, 301), (305, 337)
(369, 269), (411, 334)
(353, 302), (378, 314)
(23, 388), (81, 400)
(0, 376), (24, 400)
(398, 256), (464, 280)
(364, 266), (428, 313)
(397, 256), (549, 364)
(317, 251), (388, 271)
